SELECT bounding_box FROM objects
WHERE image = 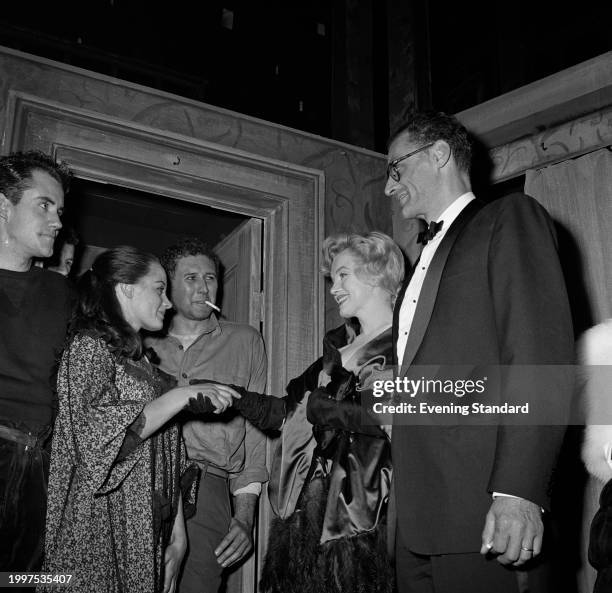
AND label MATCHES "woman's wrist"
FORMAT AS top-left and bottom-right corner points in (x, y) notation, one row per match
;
(170, 528), (187, 550)
(170, 498), (187, 548)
